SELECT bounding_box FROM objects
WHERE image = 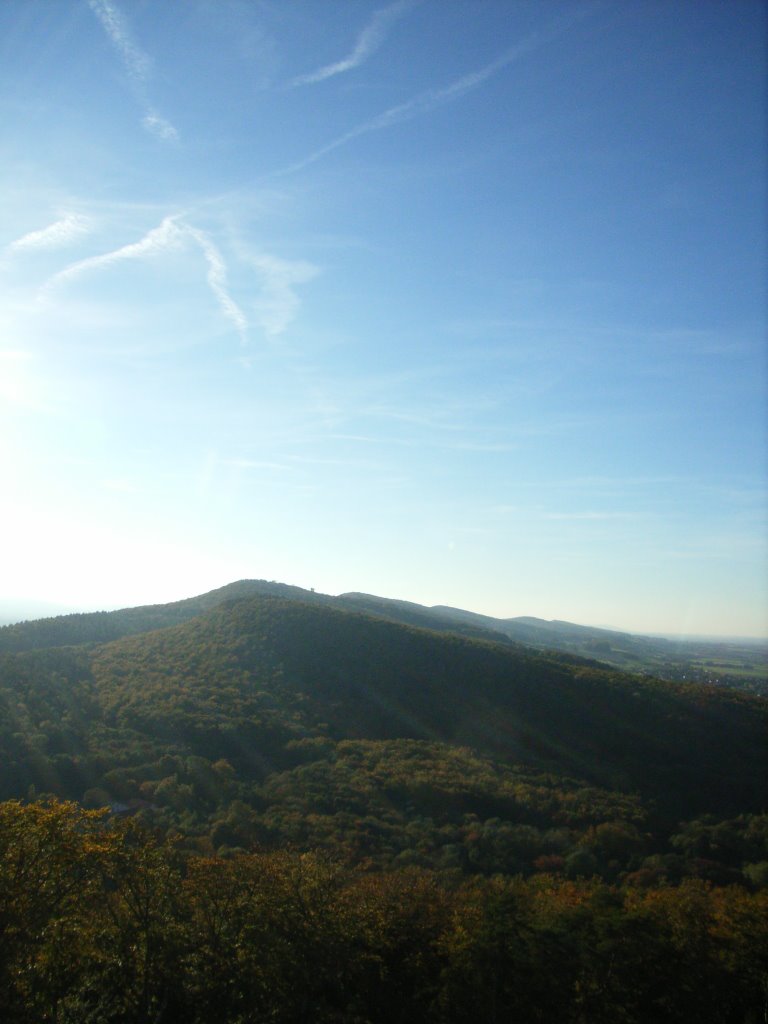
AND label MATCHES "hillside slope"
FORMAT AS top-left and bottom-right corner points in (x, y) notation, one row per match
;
(2, 597), (764, 817)
(1, 593), (766, 883)
(95, 598), (768, 813)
